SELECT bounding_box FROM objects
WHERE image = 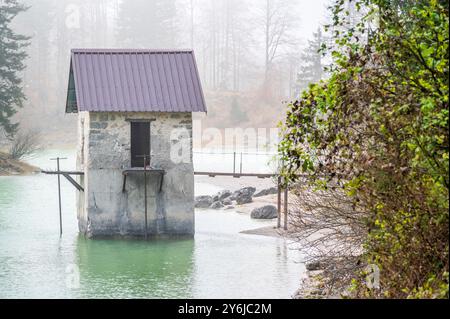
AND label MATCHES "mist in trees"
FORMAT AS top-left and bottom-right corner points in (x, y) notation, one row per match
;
(294, 28), (326, 96)
(1, 0), (329, 144)
(258, 0), (299, 81)
(117, 0), (178, 48)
